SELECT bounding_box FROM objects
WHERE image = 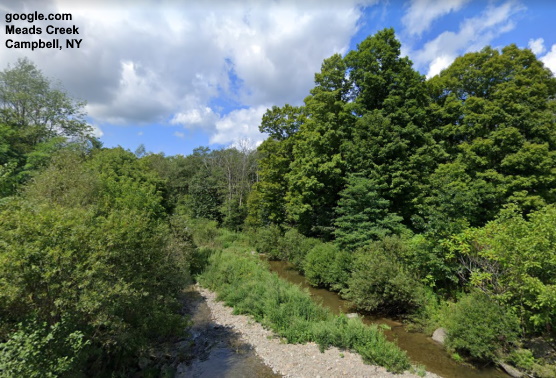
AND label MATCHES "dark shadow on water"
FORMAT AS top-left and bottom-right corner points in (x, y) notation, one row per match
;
(177, 289), (279, 378)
